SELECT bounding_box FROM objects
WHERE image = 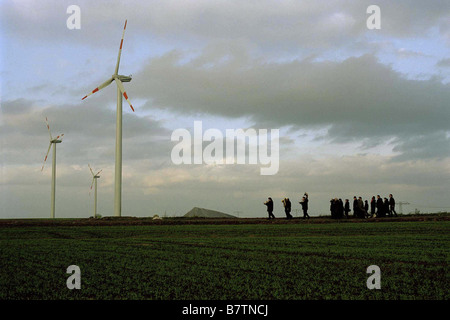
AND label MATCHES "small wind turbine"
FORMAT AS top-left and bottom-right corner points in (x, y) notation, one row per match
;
(81, 19), (134, 217)
(89, 164), (102, 218)
(41, 117), (64, 219)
